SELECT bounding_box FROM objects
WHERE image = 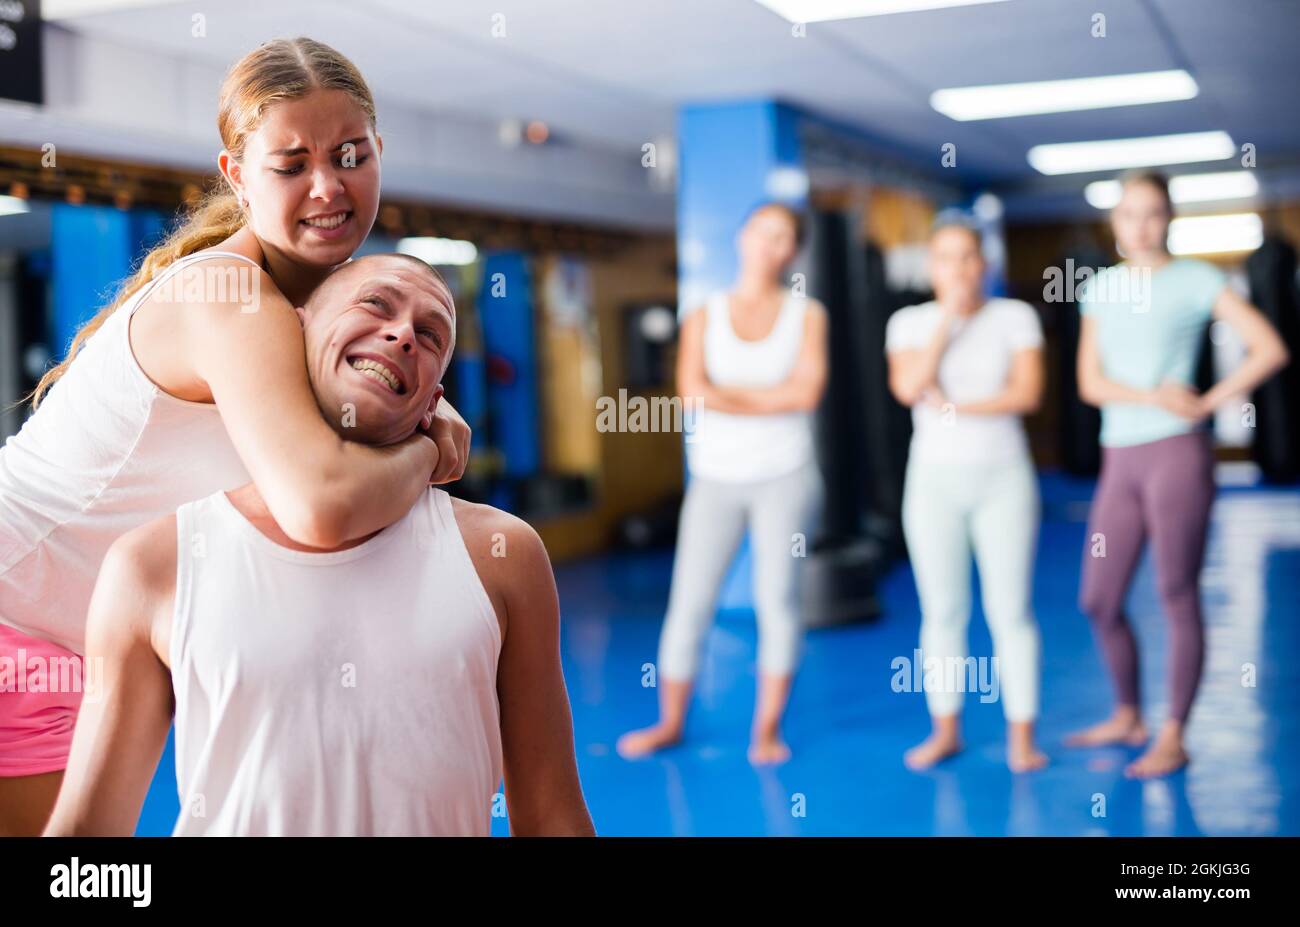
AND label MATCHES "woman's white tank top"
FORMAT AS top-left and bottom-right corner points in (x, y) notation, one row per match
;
(683, 290), (815, 483)
(0, 251), (257, 653)
(170, 487), (503, 837)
